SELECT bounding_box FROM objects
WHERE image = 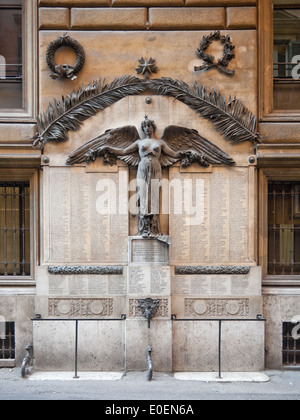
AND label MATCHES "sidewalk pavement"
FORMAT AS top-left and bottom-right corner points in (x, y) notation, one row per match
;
(0, 368), (299, 400)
